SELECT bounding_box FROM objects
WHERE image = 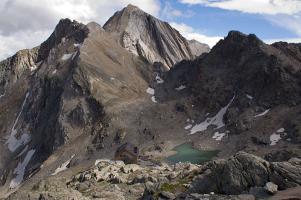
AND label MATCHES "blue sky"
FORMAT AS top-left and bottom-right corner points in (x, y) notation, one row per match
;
(0, 0), (301, 59)
(161, 1), (296, 38)
(159, 0), (301, 46)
